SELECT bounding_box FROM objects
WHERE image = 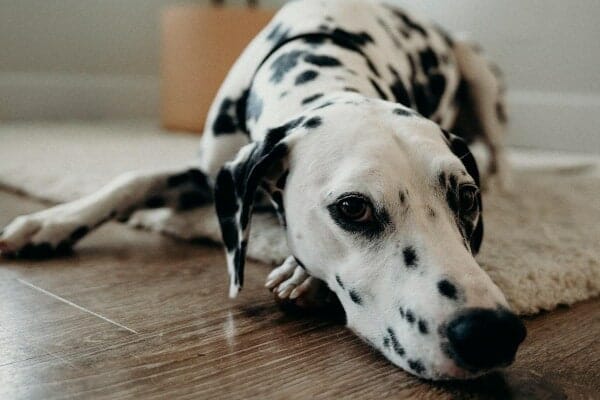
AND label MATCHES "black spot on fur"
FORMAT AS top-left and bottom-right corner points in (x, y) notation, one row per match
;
(370, 78), (388, 100)
(55, 240), (73, 255)
(315, 101), (334, 110)
(246, 89), (263, 122)
(377, 17), (402, 48)
(234, 89), (249, 133)
(267, 116), (305, 139)
(388, 65), (412, 107)
(178, 189), (211, 210)
(302, 116), (322, 129)
(303, 35), (327, 46)
(336, 275), (345, 289)
(212, 99), (237, 134)
(390, 9), (428, 37)
(70, 226), (89, 242)
(383, 336), (390, 349)
(365, 57), (380, 77)
(399, 306), (405, 318)
(418, 319), (429, 334)
(330, 28), (374, 51)
(18, 242), (54, 259)
(270, 50), (305, 83)
(387, 328), (405, 356)
(419, 47), (439, 71)
(295, 70), (319, 85)
(349, 290), (363, 305)
(405, 310), (415, 324)
(305, 54), (342, 67)
(145, 195), (166, 208)
(408, 359), (426, 374)
(343, 87), (360, 93)
(393, 107), (412, 117)
(429, 73), (447, 99)
(302, 93), (324, 105)
(266, 23), (290, 43)
(438, 279), (458, 300)
(403, 246), (418, 268)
